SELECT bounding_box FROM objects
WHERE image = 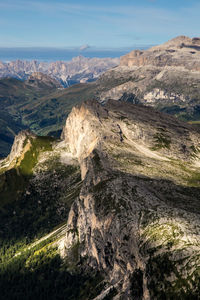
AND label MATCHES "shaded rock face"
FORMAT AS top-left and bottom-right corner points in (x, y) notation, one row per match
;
(60, 100), (200, 299)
